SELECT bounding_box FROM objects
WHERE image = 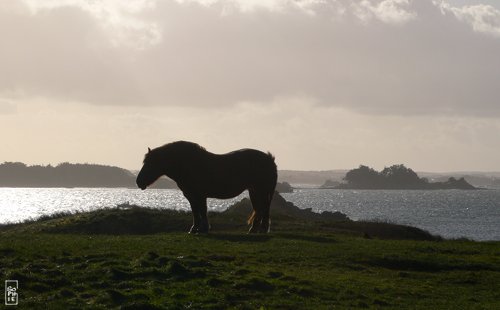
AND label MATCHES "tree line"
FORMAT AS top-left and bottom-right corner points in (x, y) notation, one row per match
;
(0, 162), (176, 188)
(338, 164), (476, 190)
